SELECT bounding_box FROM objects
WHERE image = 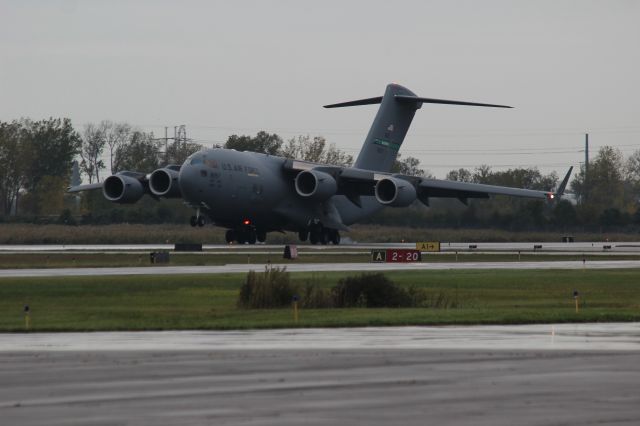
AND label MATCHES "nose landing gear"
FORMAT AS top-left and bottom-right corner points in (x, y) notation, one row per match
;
(189, 215), (206, 227)
(189, 208), (206, 227)
(226, 226), (265, 245)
